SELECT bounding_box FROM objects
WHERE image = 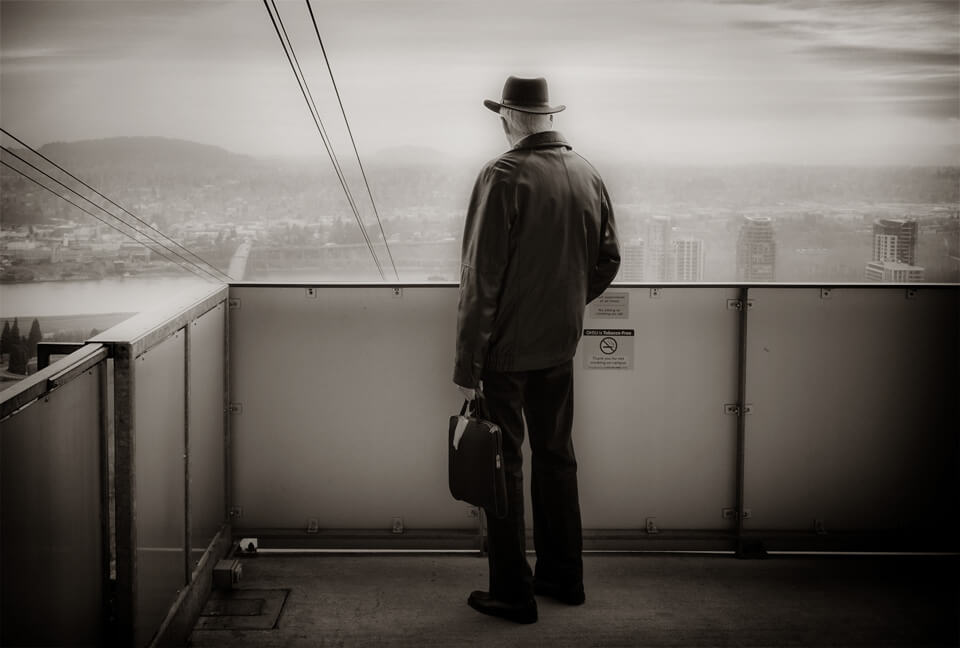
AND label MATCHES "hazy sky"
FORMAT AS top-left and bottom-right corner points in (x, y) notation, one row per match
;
(1, 0), (958, 165)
